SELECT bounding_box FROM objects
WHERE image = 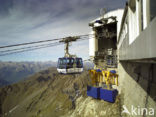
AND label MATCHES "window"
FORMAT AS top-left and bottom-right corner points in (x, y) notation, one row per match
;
(150, 0), (156, 21)
(76, 58), (83, 68)
(63, 59), (66, 65)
